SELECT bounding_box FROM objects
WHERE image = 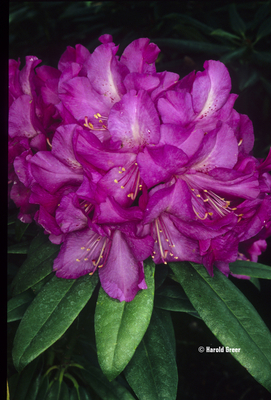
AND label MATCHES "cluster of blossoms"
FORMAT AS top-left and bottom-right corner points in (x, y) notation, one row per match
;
(9, 34), (271, 302)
